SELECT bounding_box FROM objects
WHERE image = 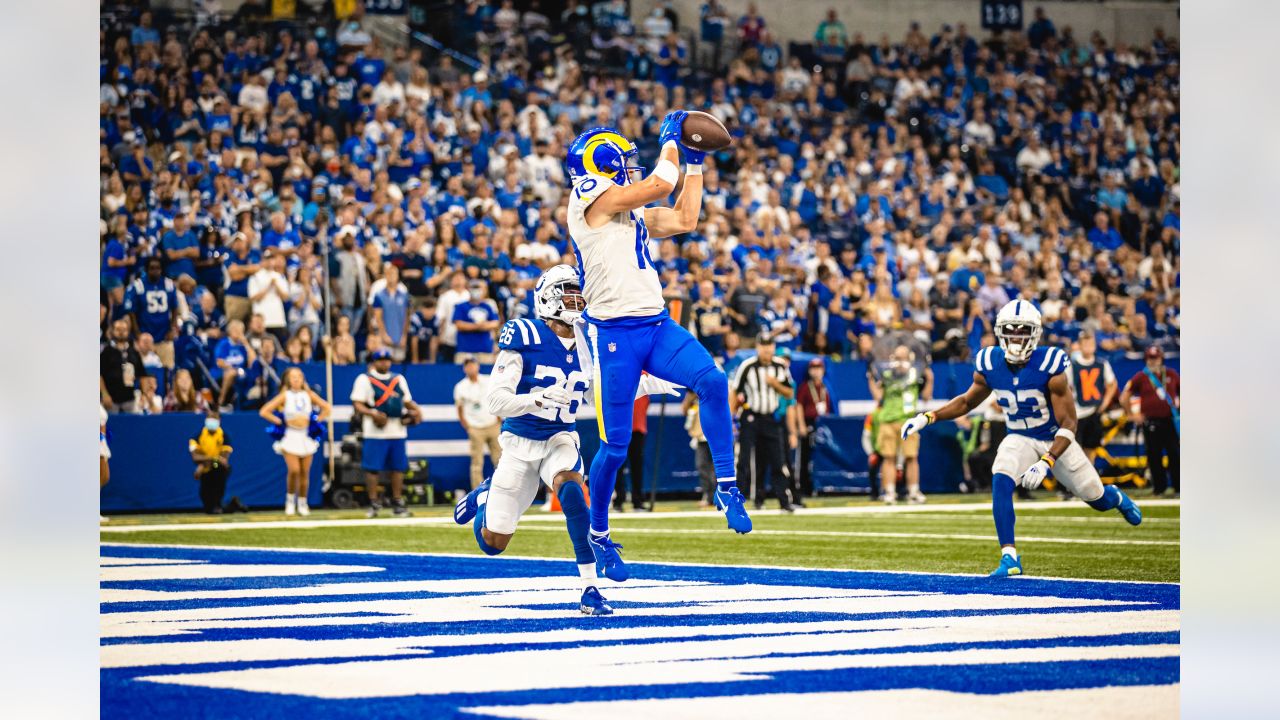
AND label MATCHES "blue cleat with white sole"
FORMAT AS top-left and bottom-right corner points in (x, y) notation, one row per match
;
(989, 553), (1023, 578)
(1117, 489), (1143, 526)
(714, 486), (753, 534)
(590, 534), (628, 582)
(454, 479), (490, 525)
(579, 586), (614, 616)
